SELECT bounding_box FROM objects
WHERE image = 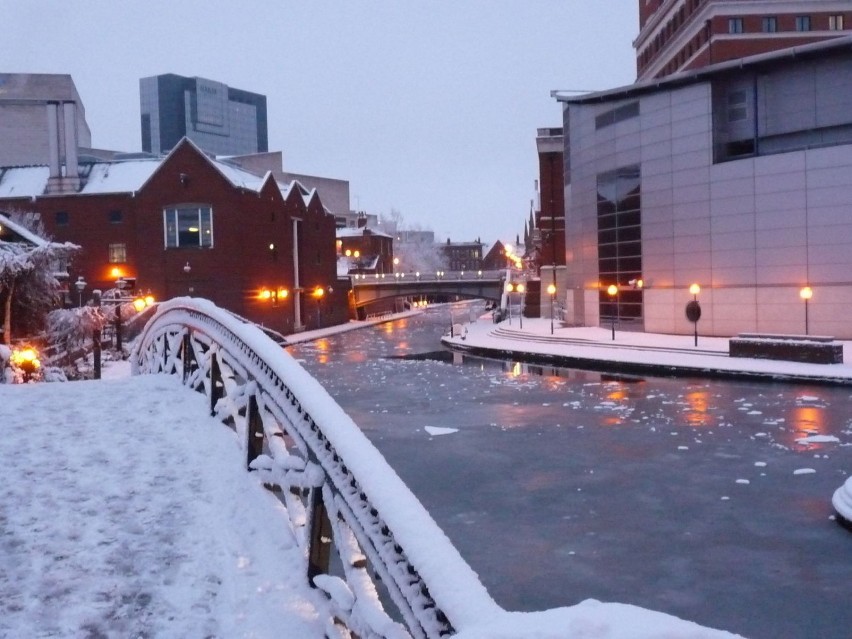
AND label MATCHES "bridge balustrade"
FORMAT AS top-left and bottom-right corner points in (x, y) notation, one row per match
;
(131, 299), (680, 638)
